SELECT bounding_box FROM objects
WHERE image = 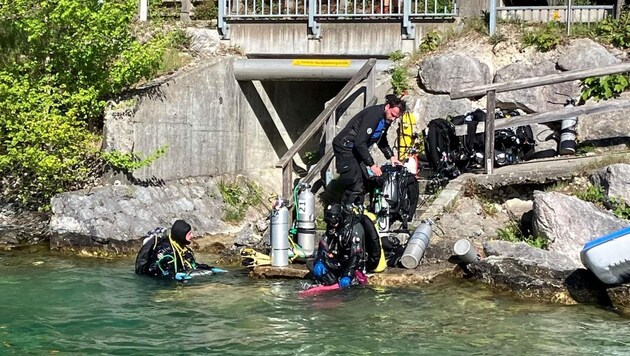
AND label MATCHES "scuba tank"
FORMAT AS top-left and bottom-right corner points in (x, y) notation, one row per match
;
(559, 97), (577, 155)
(296, 183), (316, 257)
(401, 220), (432, 269)
(270, 197), (290, 267)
